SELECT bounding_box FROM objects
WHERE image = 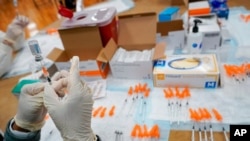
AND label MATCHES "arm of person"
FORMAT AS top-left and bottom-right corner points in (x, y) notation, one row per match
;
(44, 56), (100, 141)
(3, 82), (46, 141)
(0, 42), (13, 77)
(4, 119), (41, 141)
(3, 70), (72, 141)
